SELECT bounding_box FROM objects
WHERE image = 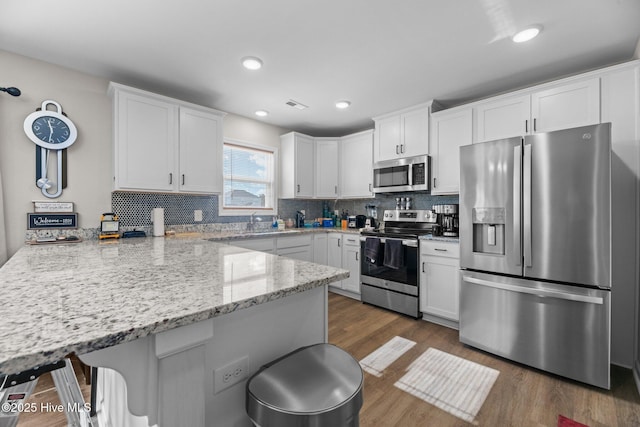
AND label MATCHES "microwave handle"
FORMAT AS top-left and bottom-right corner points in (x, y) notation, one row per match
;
(408, 163), (413, 186)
